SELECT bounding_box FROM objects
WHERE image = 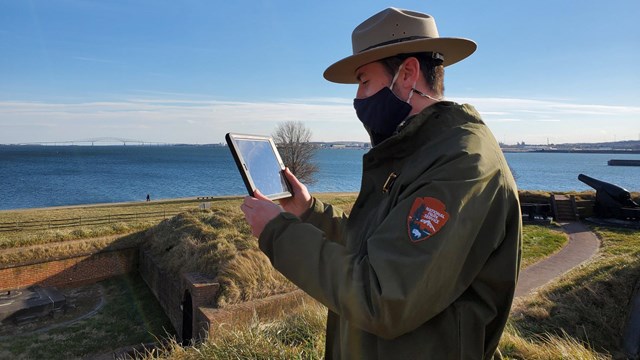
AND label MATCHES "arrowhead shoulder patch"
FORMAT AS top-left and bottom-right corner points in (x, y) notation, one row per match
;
(407, 197), (450, 242)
